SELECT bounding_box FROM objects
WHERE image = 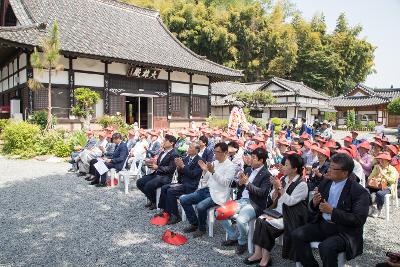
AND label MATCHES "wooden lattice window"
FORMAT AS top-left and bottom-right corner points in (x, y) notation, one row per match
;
(171, 95), (189, 118)
(192, 96), (208, 118)
(154, 97), (167, 117)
